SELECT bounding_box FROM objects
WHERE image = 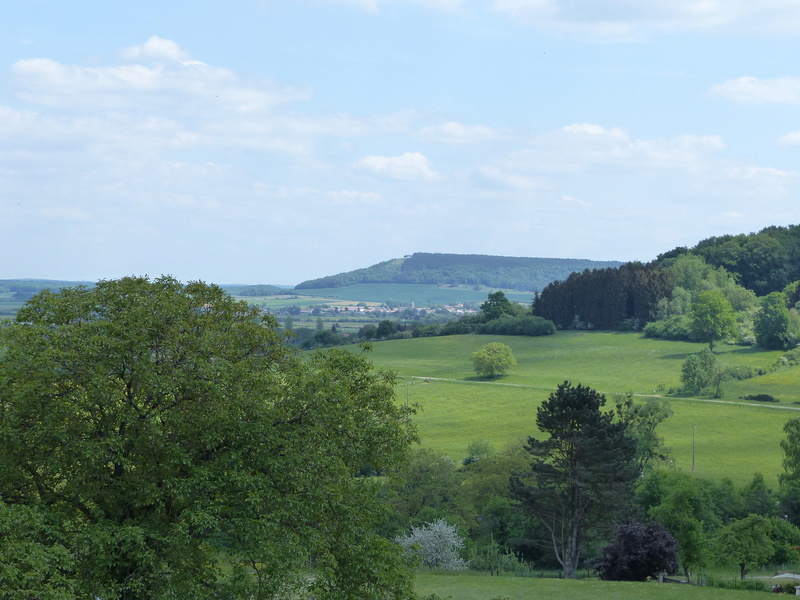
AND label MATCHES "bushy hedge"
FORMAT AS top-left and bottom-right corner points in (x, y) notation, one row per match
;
(477, 315), (556, 336)
(643, 315), (692, 341)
